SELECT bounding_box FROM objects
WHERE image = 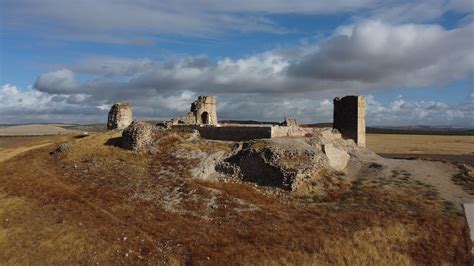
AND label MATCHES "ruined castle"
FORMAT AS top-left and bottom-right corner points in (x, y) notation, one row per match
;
(107, 95), (366, 147)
